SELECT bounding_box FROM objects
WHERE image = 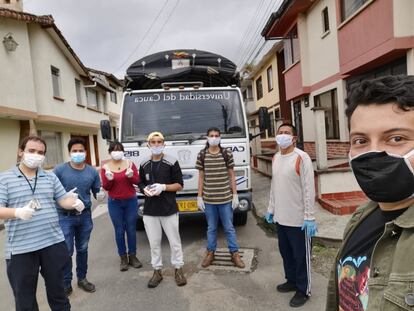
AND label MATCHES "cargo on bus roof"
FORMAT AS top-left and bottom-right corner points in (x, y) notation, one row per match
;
(125, 49), (240, 90)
